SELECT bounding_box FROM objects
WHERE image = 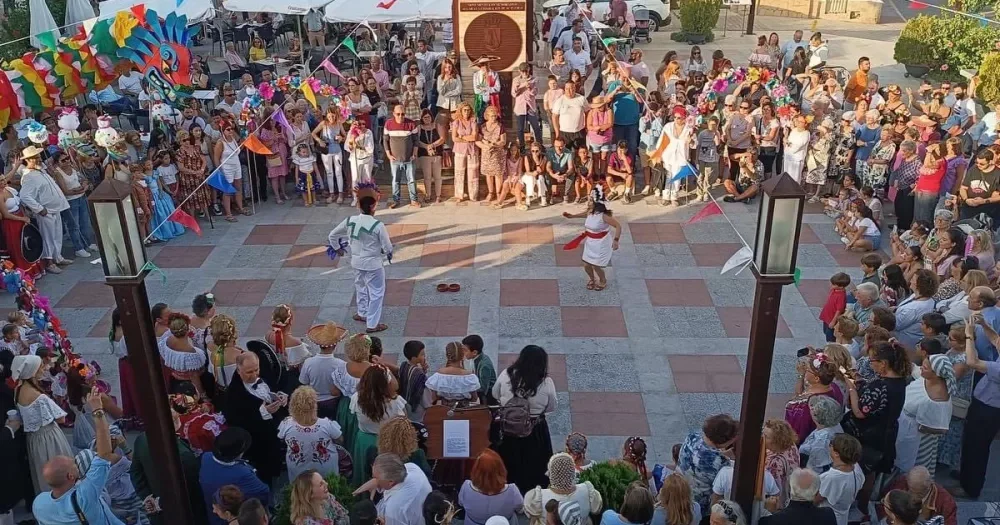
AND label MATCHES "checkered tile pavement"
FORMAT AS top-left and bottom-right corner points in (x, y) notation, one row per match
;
(45, 197), (879, 465)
